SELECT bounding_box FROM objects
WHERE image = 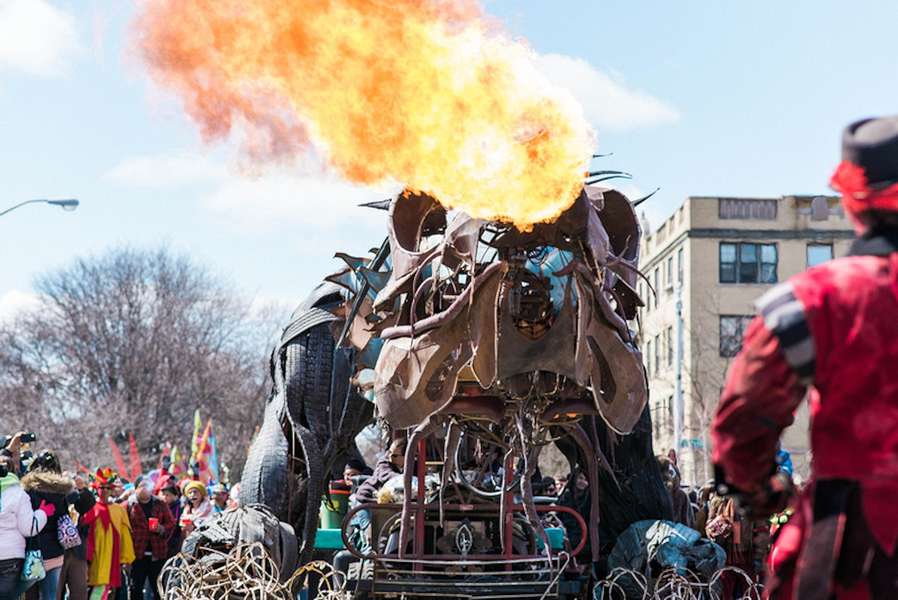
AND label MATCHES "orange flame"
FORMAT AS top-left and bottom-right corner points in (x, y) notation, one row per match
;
(134, 0), (595, 228)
